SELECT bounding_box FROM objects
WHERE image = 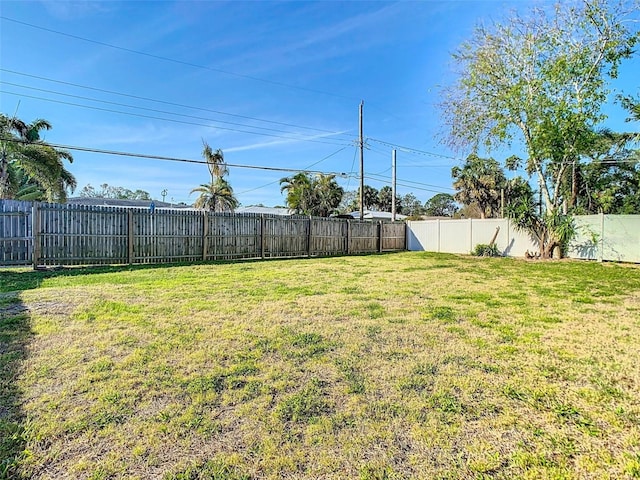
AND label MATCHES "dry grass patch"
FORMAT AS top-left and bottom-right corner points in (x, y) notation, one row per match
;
(1, 253), (640, 479)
